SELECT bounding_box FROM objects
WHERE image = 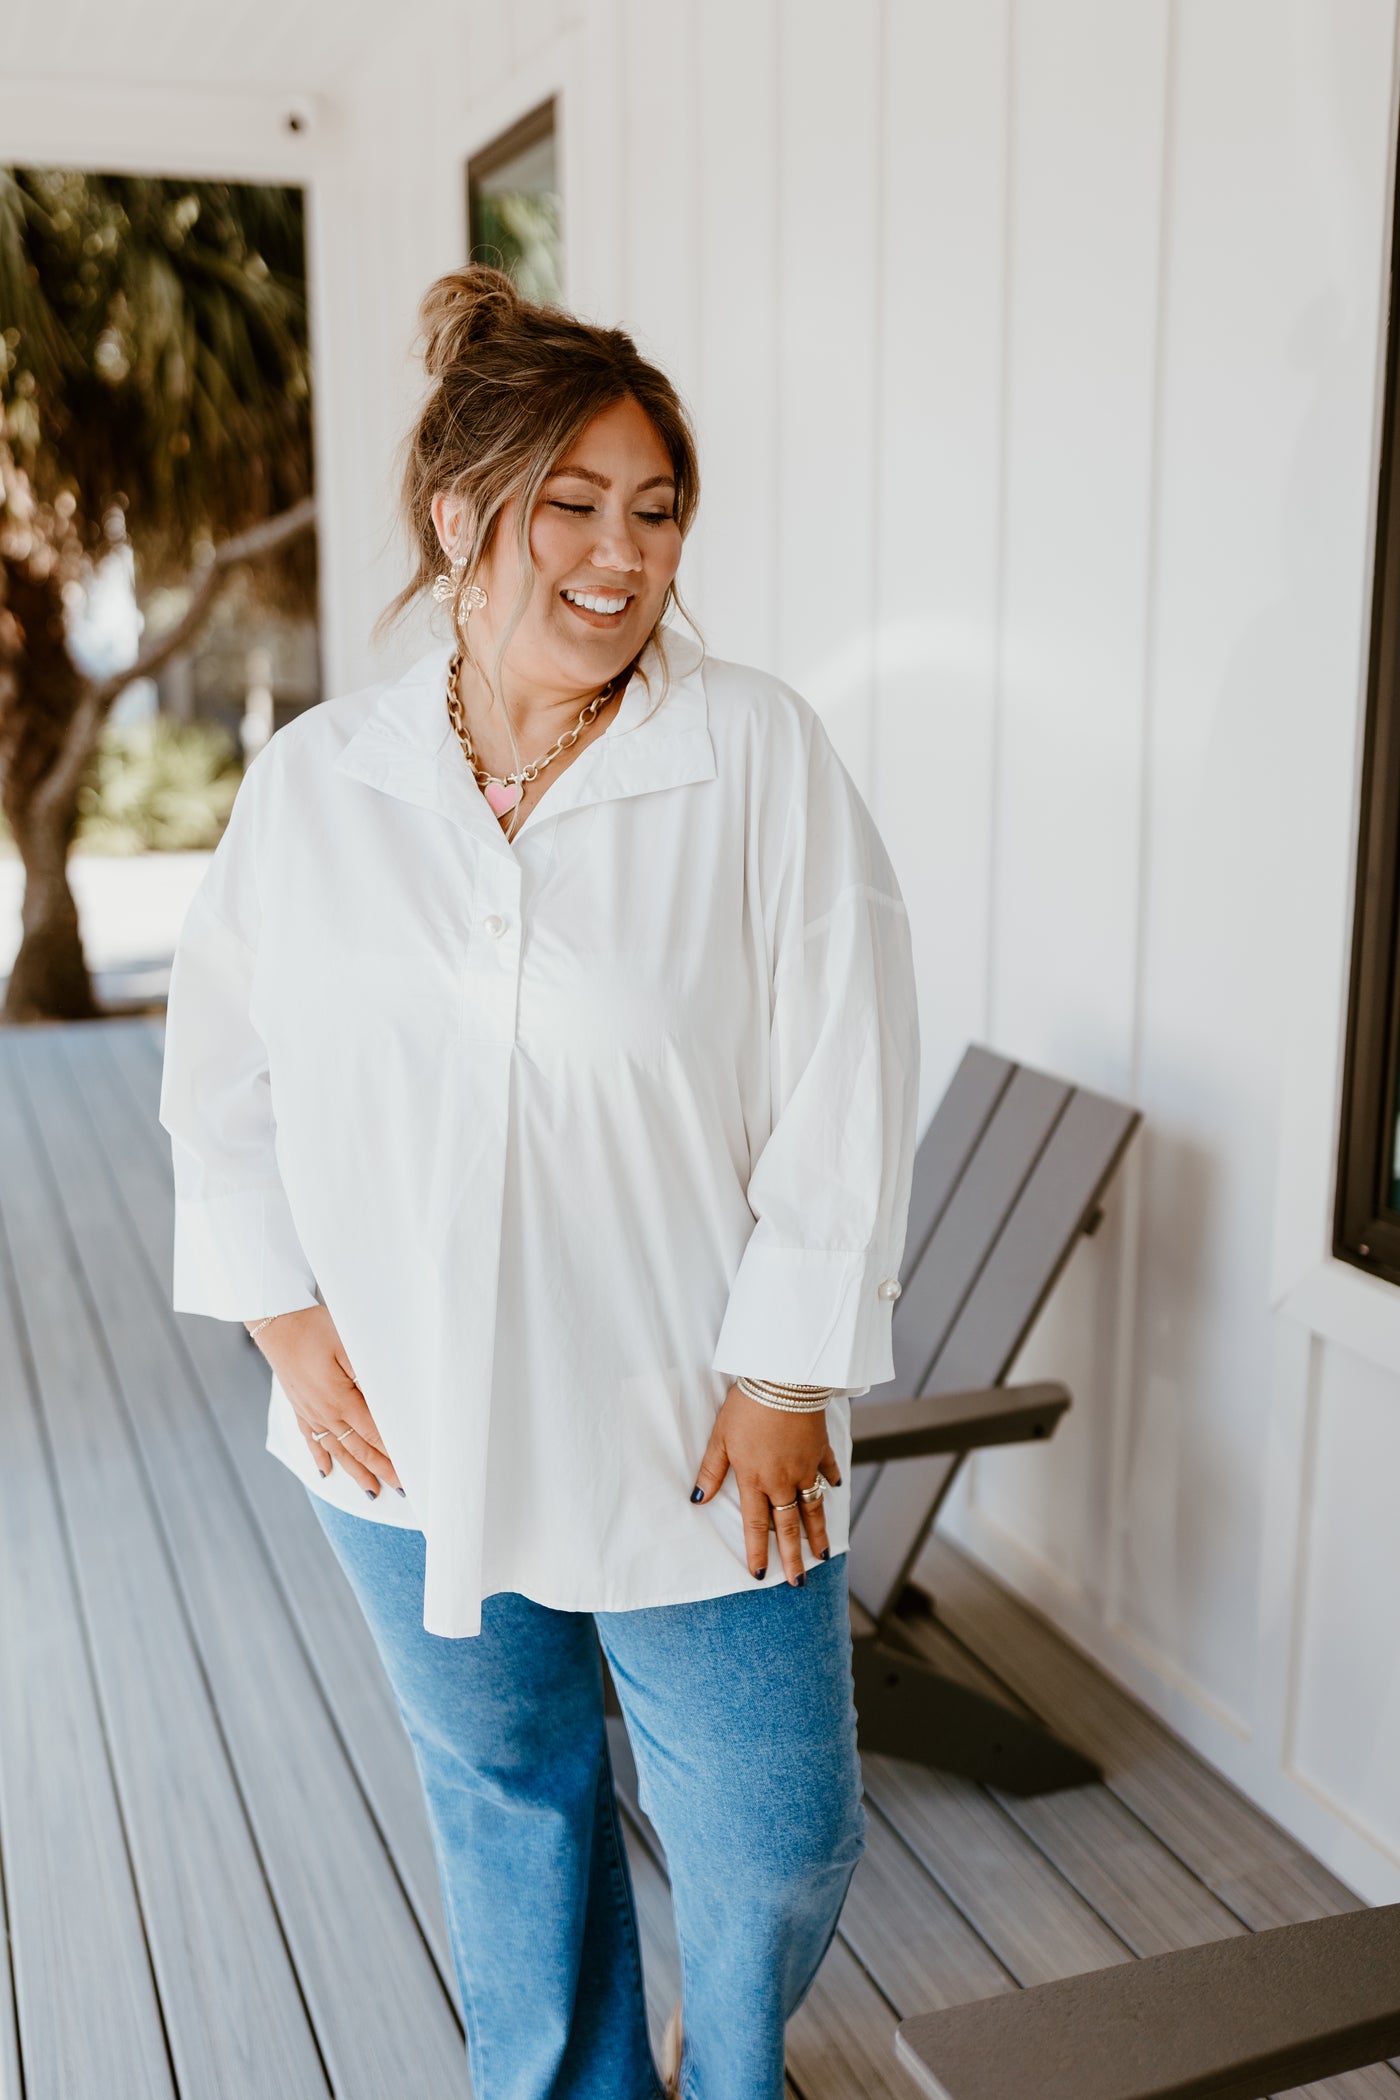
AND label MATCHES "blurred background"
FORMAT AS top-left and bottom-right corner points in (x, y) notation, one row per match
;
(0, 165), (318, 1011)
